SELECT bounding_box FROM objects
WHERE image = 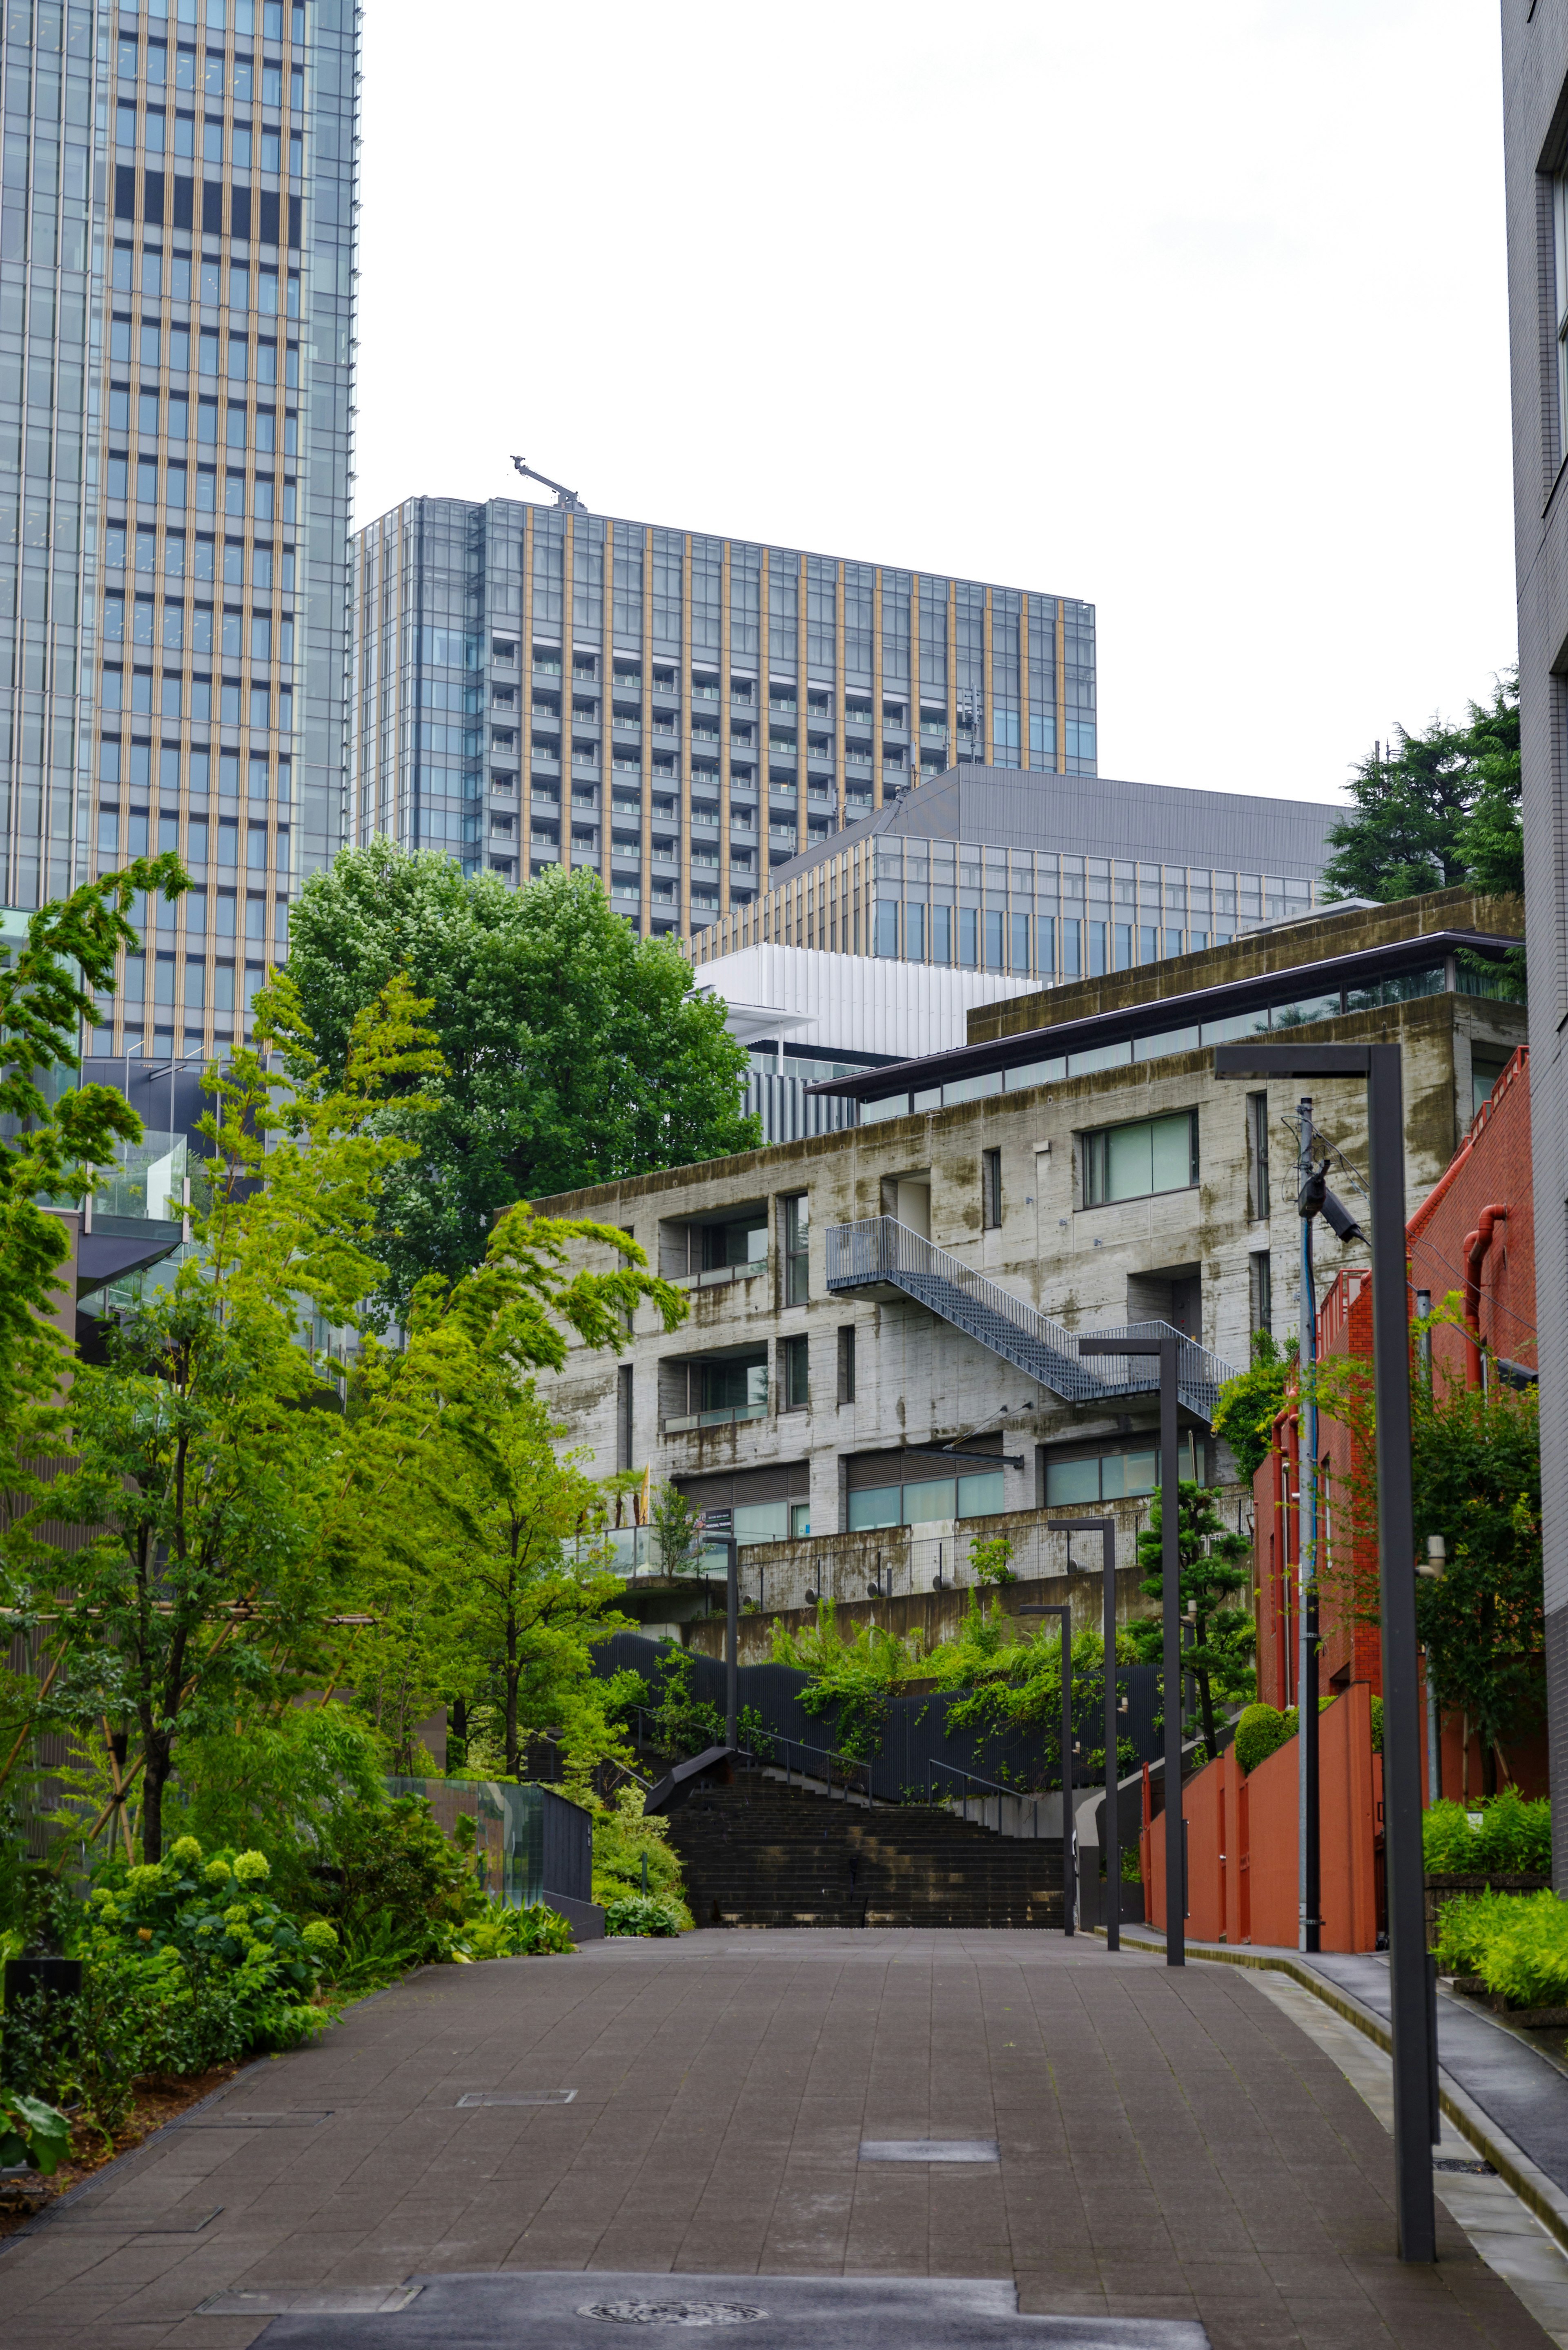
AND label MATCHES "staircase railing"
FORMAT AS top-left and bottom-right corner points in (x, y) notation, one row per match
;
(926, 1758), (1045, 1837)
(627, 1706), (875, 1806)
(825, 1216), (1233, 1422)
